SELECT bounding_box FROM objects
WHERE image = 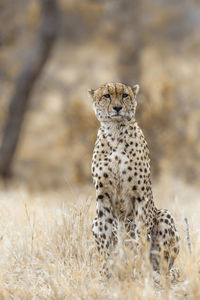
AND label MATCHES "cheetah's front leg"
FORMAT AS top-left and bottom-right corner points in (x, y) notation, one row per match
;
(92, 195), (116, 277)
